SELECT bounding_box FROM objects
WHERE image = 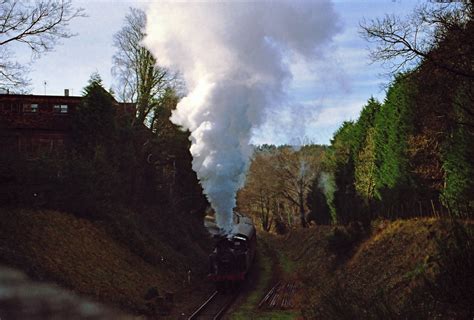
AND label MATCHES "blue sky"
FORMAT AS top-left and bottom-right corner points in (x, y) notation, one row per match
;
(23, 0), (422, 145)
